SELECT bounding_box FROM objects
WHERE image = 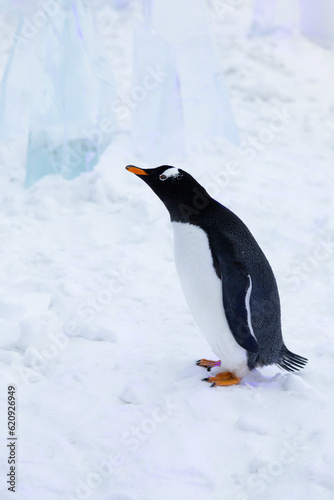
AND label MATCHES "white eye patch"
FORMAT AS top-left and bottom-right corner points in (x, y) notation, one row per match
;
(159, 167), (180, 180)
